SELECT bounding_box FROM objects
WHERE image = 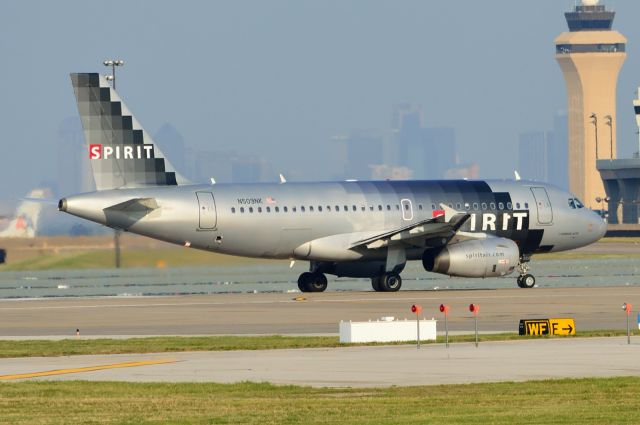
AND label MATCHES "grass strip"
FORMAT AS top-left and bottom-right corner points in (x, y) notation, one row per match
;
(0, 330), (637, 358)
(1, 378), (640, 424)
(3, 236), (640, 271)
